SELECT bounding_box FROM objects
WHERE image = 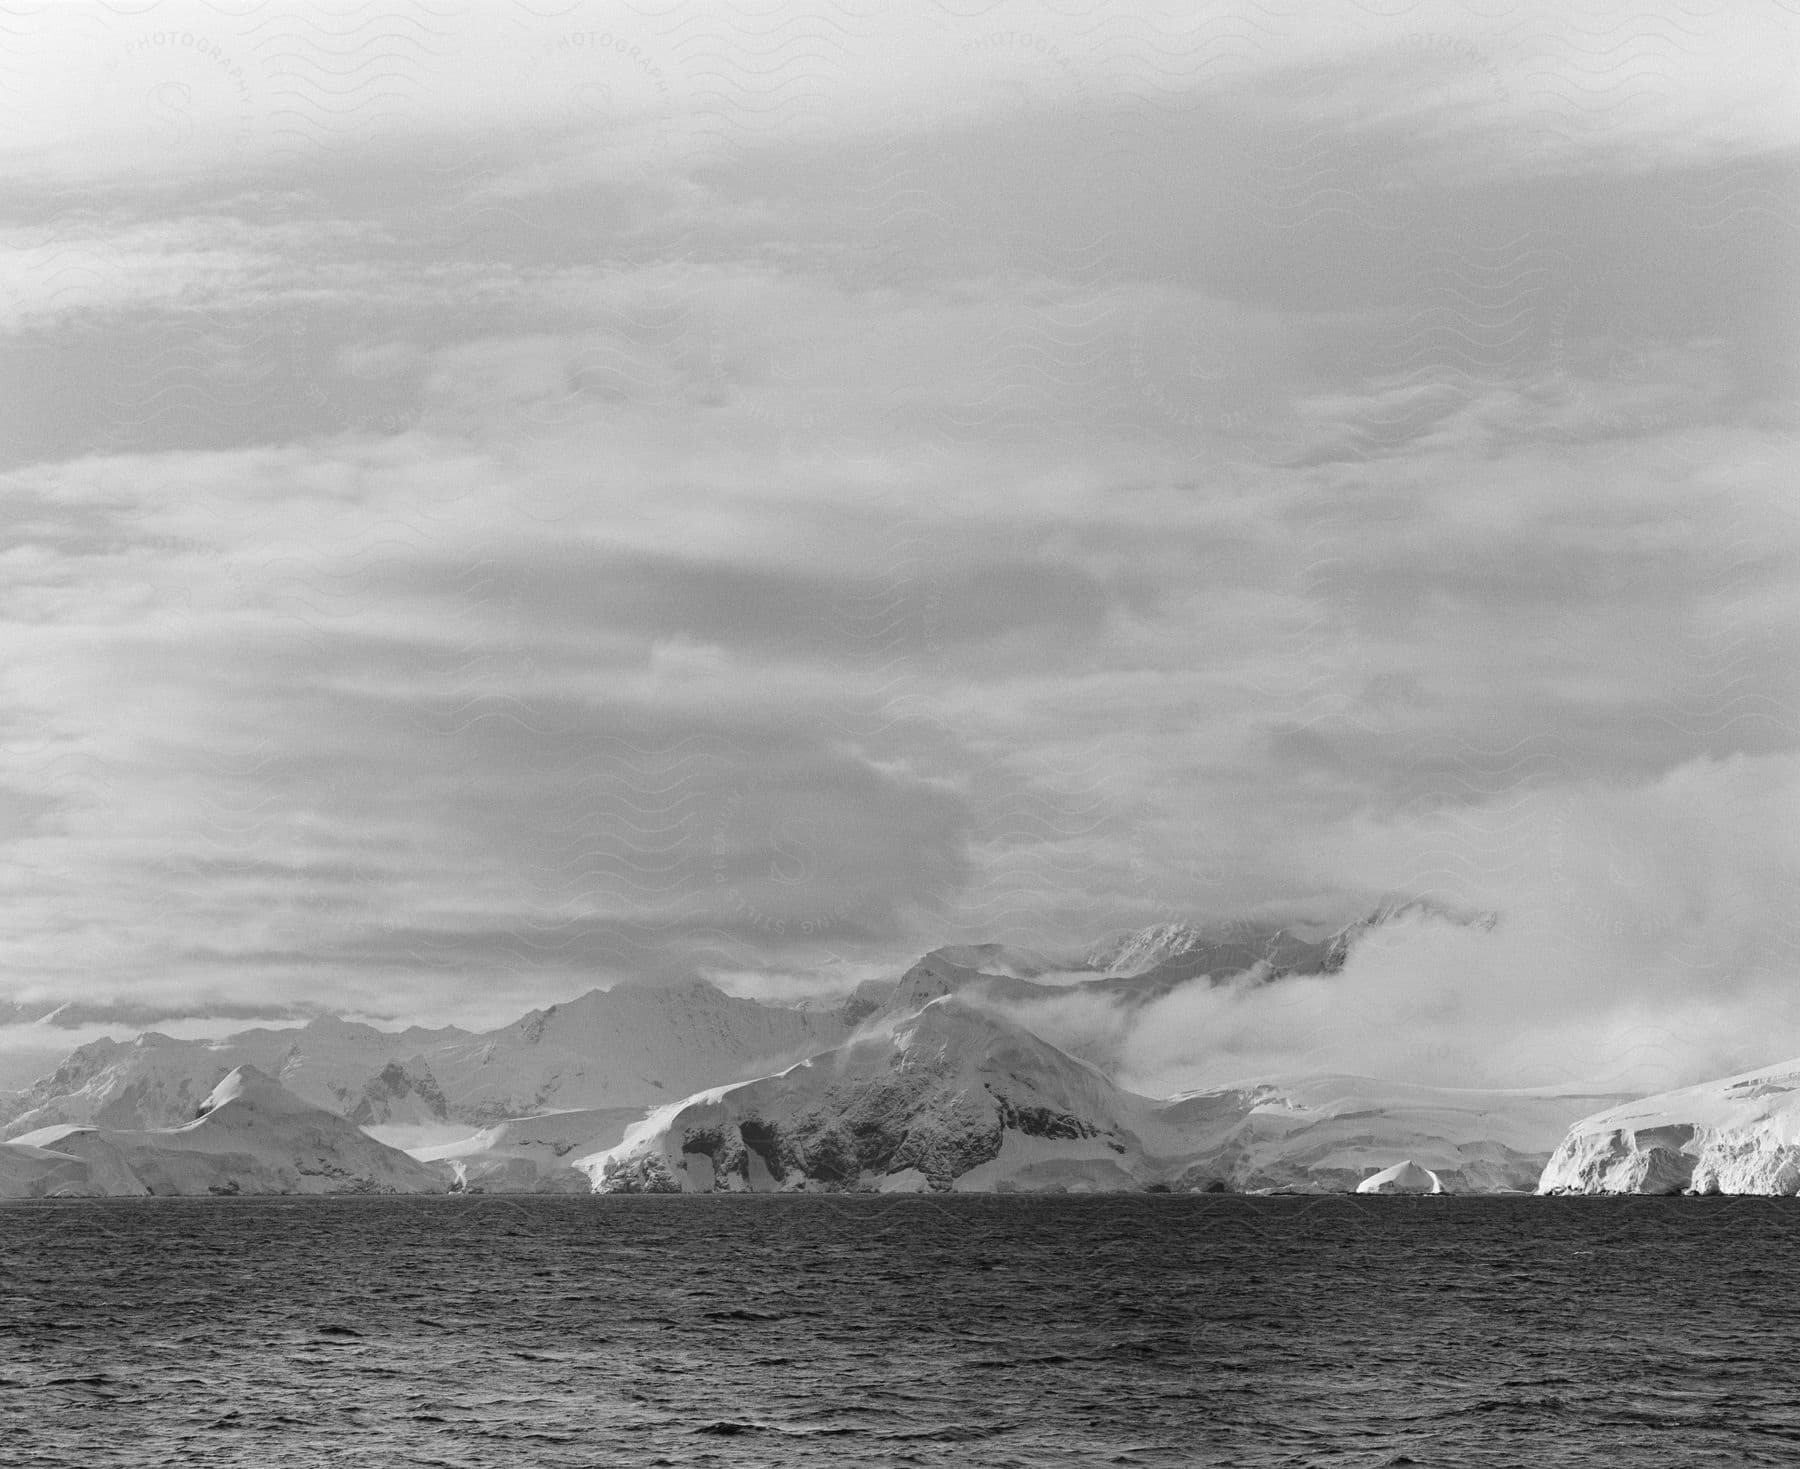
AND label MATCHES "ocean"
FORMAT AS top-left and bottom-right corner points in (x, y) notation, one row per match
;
(3, 1194), (1798, 1467)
